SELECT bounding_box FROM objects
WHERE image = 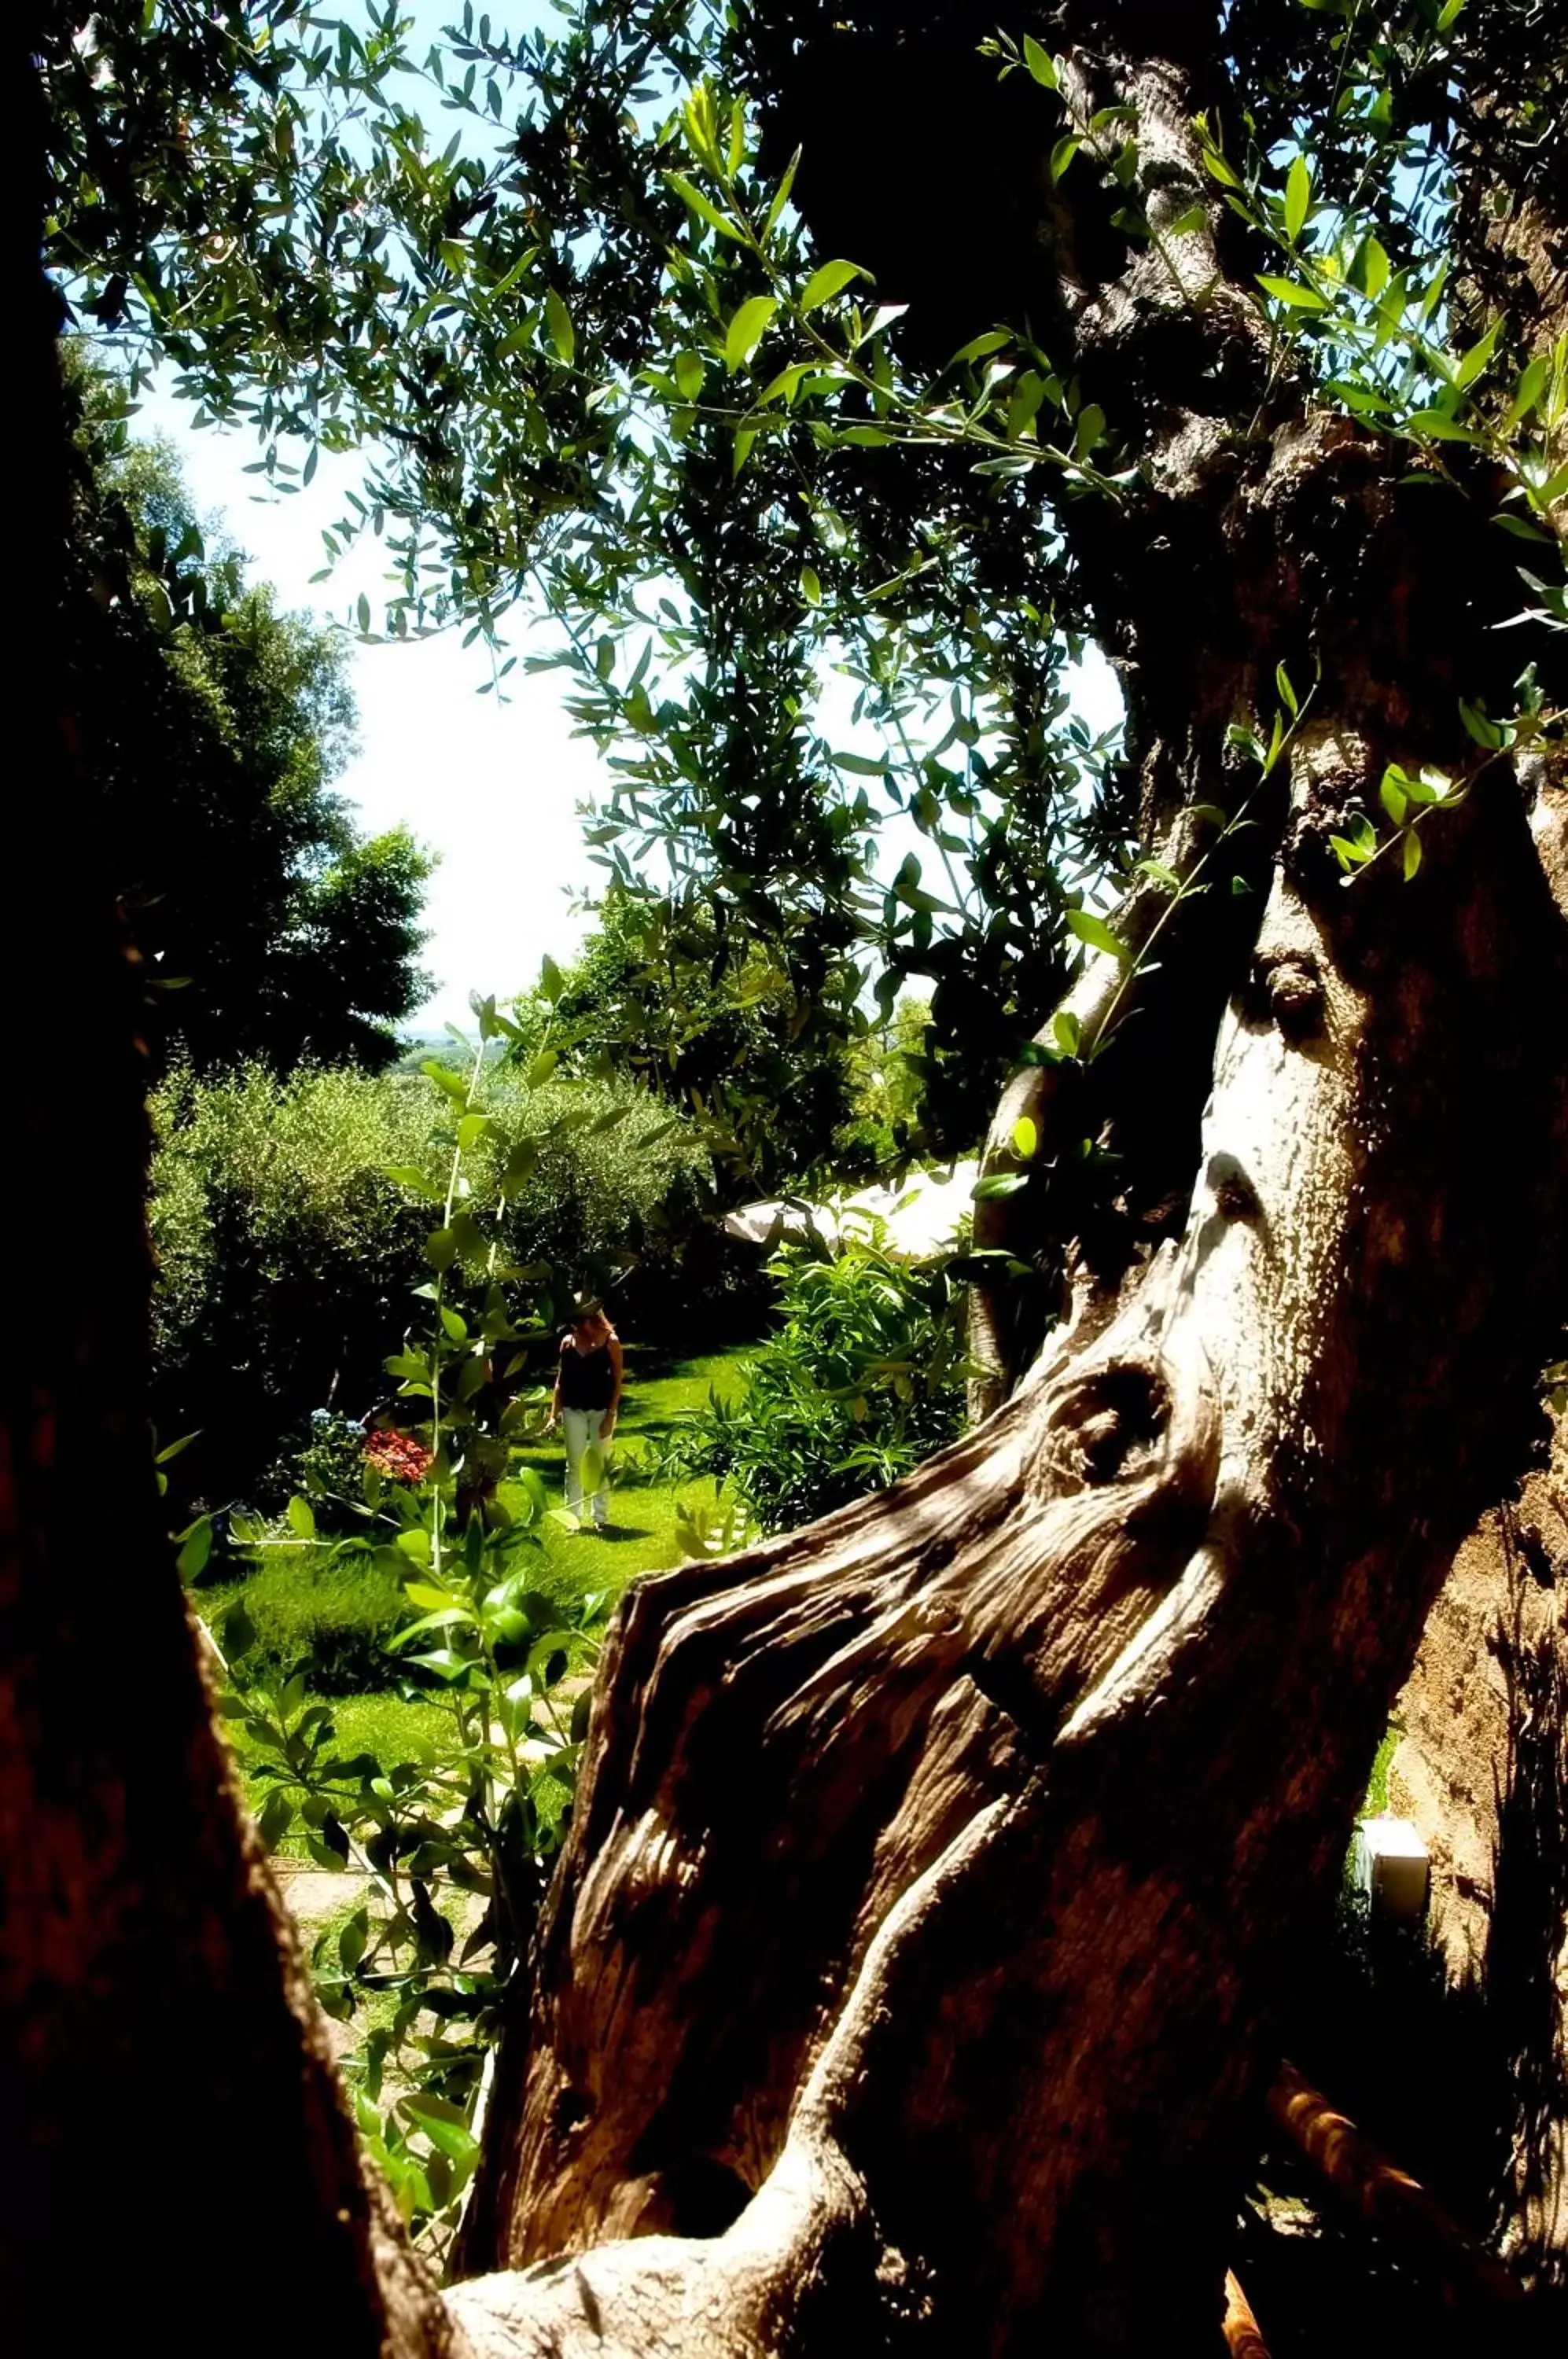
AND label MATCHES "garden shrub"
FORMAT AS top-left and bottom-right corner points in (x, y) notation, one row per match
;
(267, 1409), (384, 1529)
(661, 1224), (969, 1533)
